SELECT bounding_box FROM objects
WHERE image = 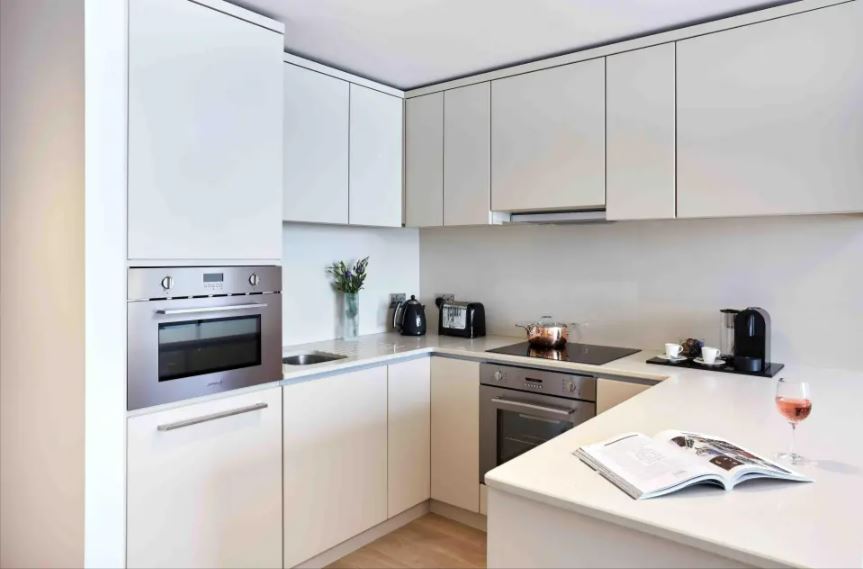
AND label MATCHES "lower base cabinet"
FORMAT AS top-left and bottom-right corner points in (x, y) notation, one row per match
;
(388, 357), (432, 517)
(596, 378), (651, 414)
(431, 357), (480, 513)
(127, 387), (282, 569)
(283, 366), (388, 567)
